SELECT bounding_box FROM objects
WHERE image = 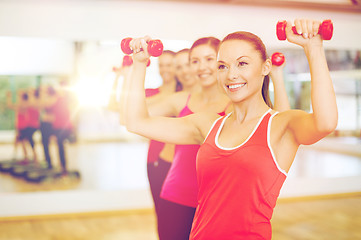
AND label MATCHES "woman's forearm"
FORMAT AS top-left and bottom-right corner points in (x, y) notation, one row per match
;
(125, 61), (149, 132)
(306, 45), (338, 133)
